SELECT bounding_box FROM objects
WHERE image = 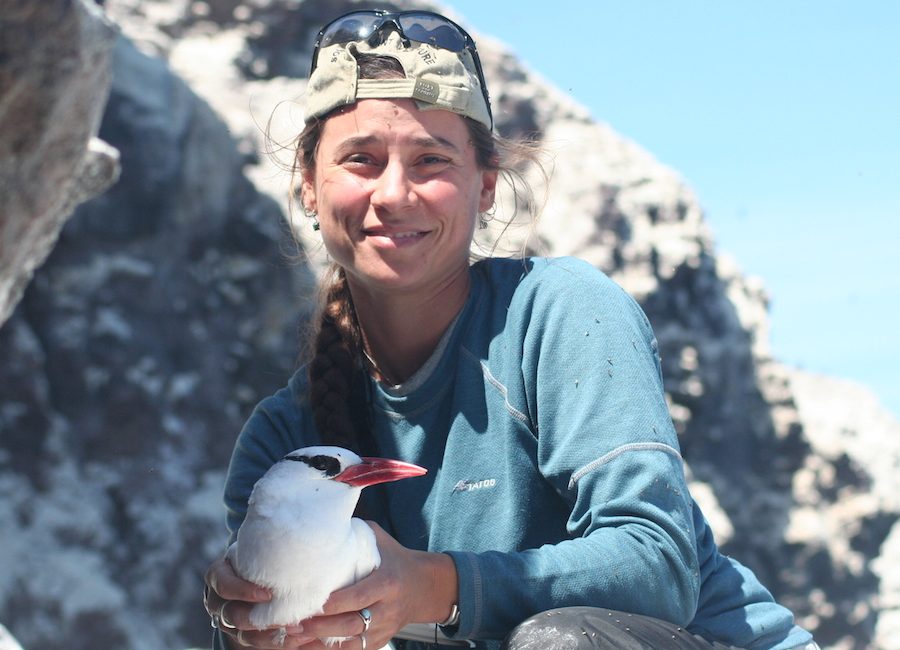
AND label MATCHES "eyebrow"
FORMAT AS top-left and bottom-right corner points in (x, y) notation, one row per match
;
(335, 134), (463, 154)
